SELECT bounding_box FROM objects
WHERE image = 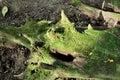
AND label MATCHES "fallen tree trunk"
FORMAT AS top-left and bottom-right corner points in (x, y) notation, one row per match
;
(80, 0), (120, 13)
(75, 0), (120, 27)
